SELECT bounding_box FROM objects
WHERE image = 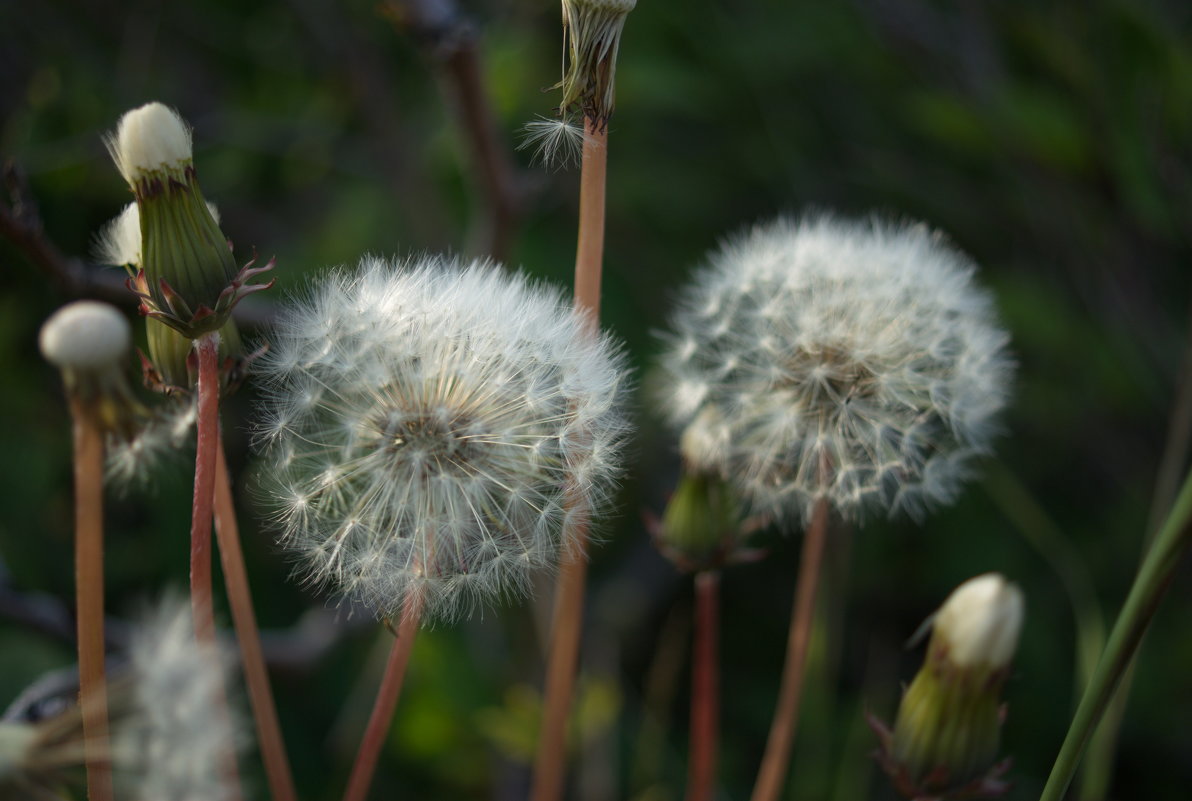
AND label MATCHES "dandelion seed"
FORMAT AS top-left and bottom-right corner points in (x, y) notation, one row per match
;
(254, 255), (631, 623)
(657, 214), (1013, 523)
(105, 400), (198, 491)
(518, 115), (588, 170)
